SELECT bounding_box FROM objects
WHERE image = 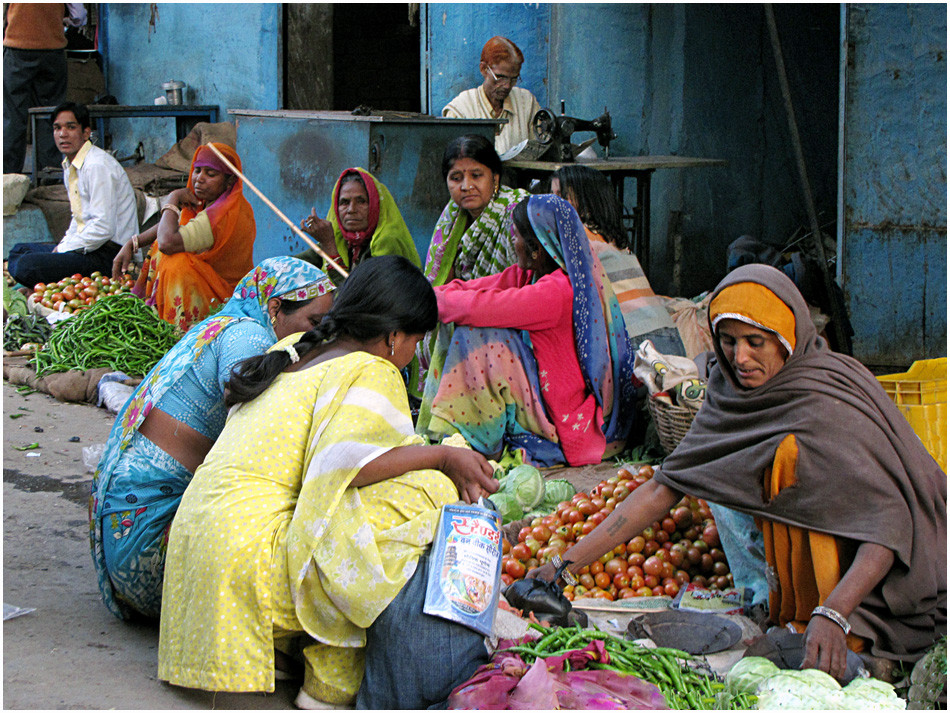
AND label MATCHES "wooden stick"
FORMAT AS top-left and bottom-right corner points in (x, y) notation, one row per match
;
(203, 142), (349, 279)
